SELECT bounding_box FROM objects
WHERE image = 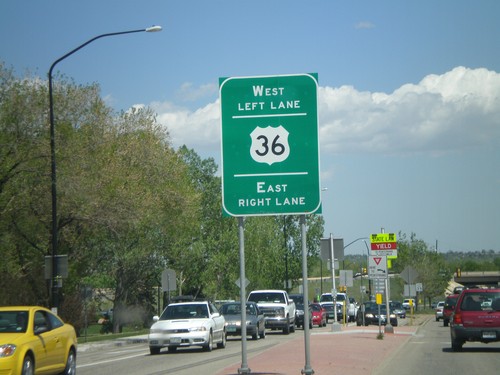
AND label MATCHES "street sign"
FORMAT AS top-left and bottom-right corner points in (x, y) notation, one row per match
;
(320, 237), (345, 262)
(235, 277), (250, 289)
(370, 233), (397, 243)
(373, 279), (385, 294)
(162, 269), (177, 292)
(400, 266), (419, 284)
(219, 74), (321, 216)
(368, 255), (388, 279)
(370, 242), (397, 250)
(370, 233), (397, 256)
(339, 270), (353, 287)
